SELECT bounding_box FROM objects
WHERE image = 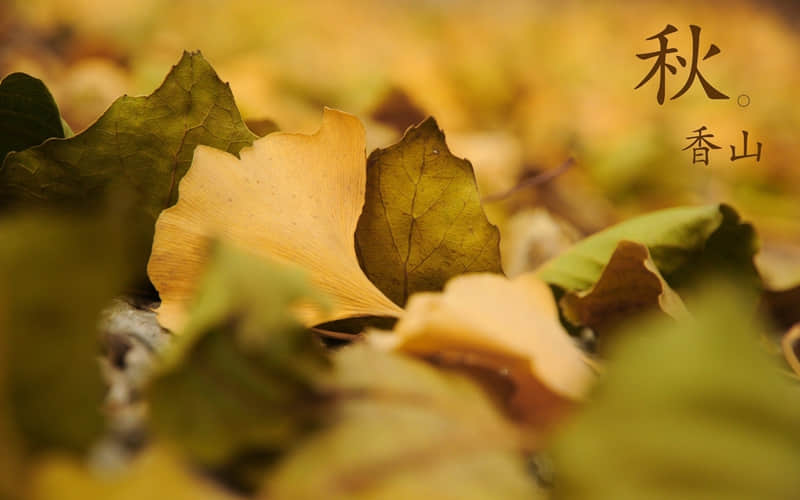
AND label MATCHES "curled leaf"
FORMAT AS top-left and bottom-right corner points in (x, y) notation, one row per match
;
(560, 240), (688, 344)
(369, 273), (596, 428)
(148, 108), (402, 332)
(536, 204), (758, 295)
(356, 117), (502, 306)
